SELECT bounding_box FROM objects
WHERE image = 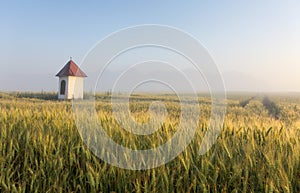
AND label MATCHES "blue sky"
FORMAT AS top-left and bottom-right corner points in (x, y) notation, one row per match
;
(1, 1), (300, 92)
